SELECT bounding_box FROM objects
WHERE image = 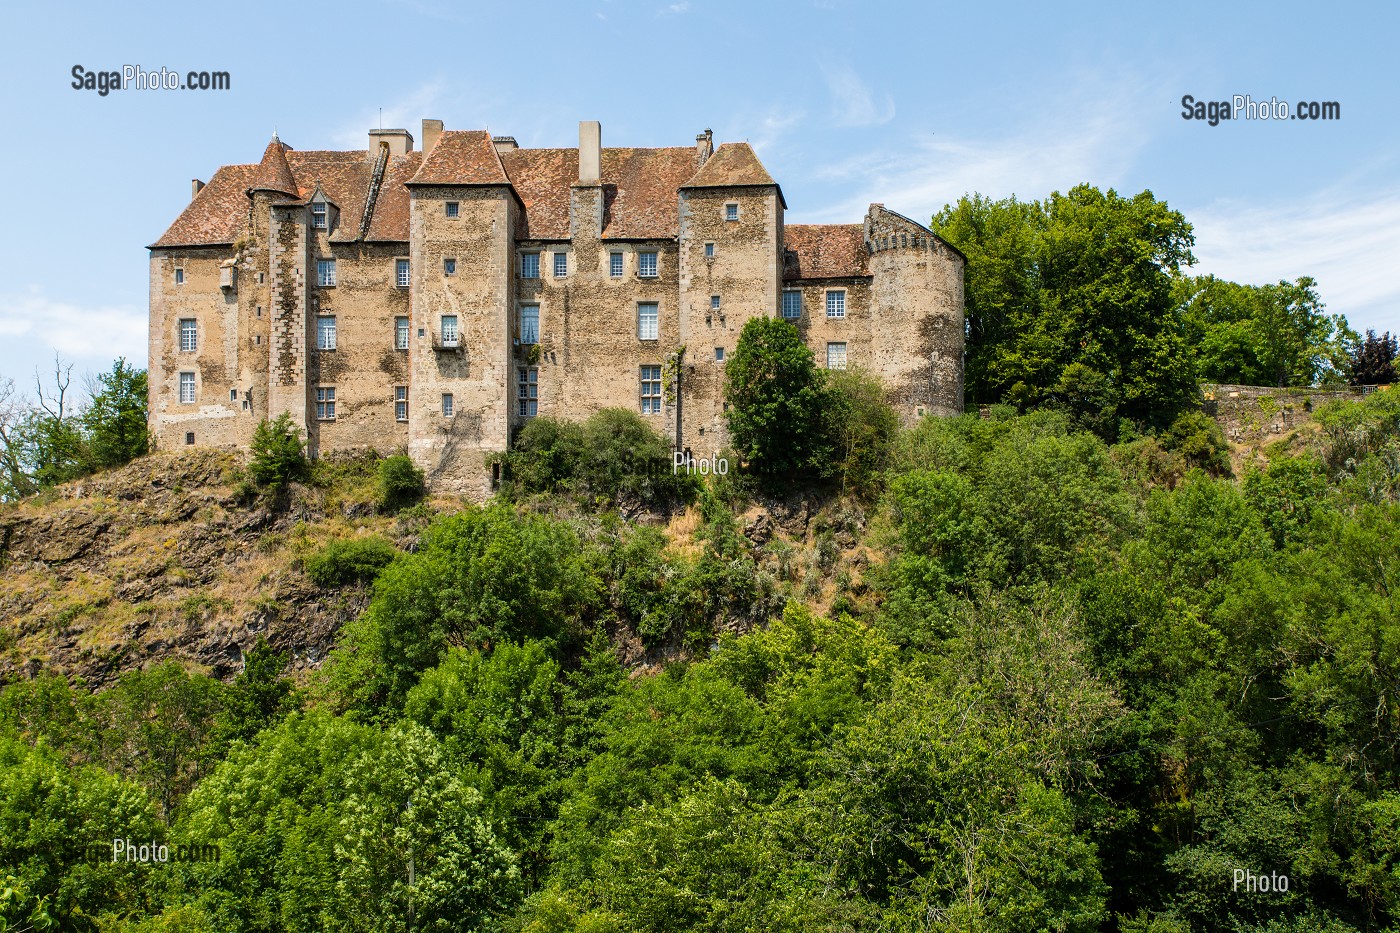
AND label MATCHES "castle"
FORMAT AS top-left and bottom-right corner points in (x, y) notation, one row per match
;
(148, 120), (965, 493)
